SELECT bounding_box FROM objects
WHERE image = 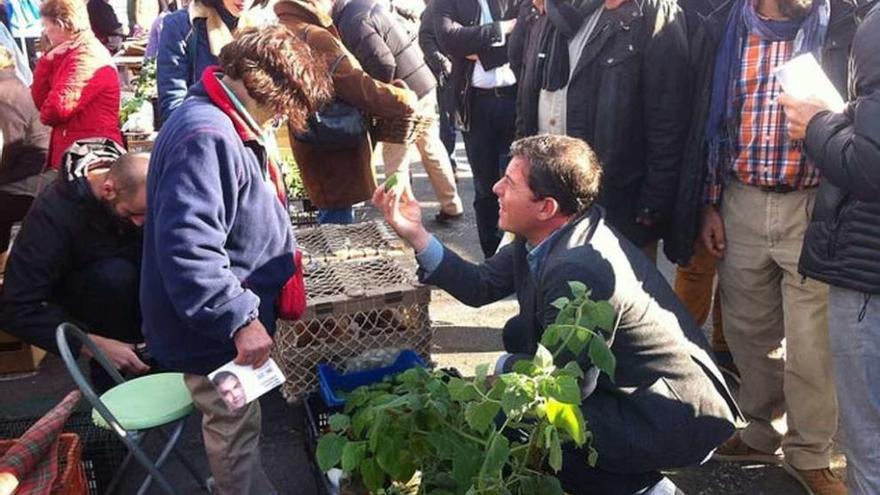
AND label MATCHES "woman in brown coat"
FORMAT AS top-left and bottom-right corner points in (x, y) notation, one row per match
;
(275, 0), (416, 223)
